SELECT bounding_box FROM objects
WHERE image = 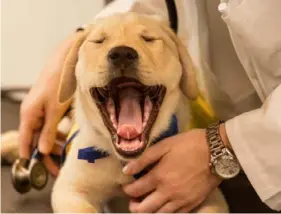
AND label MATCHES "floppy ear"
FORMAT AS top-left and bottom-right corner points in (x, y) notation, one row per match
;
(161, 25), (198, 100)
(58, 29), (89, 103)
